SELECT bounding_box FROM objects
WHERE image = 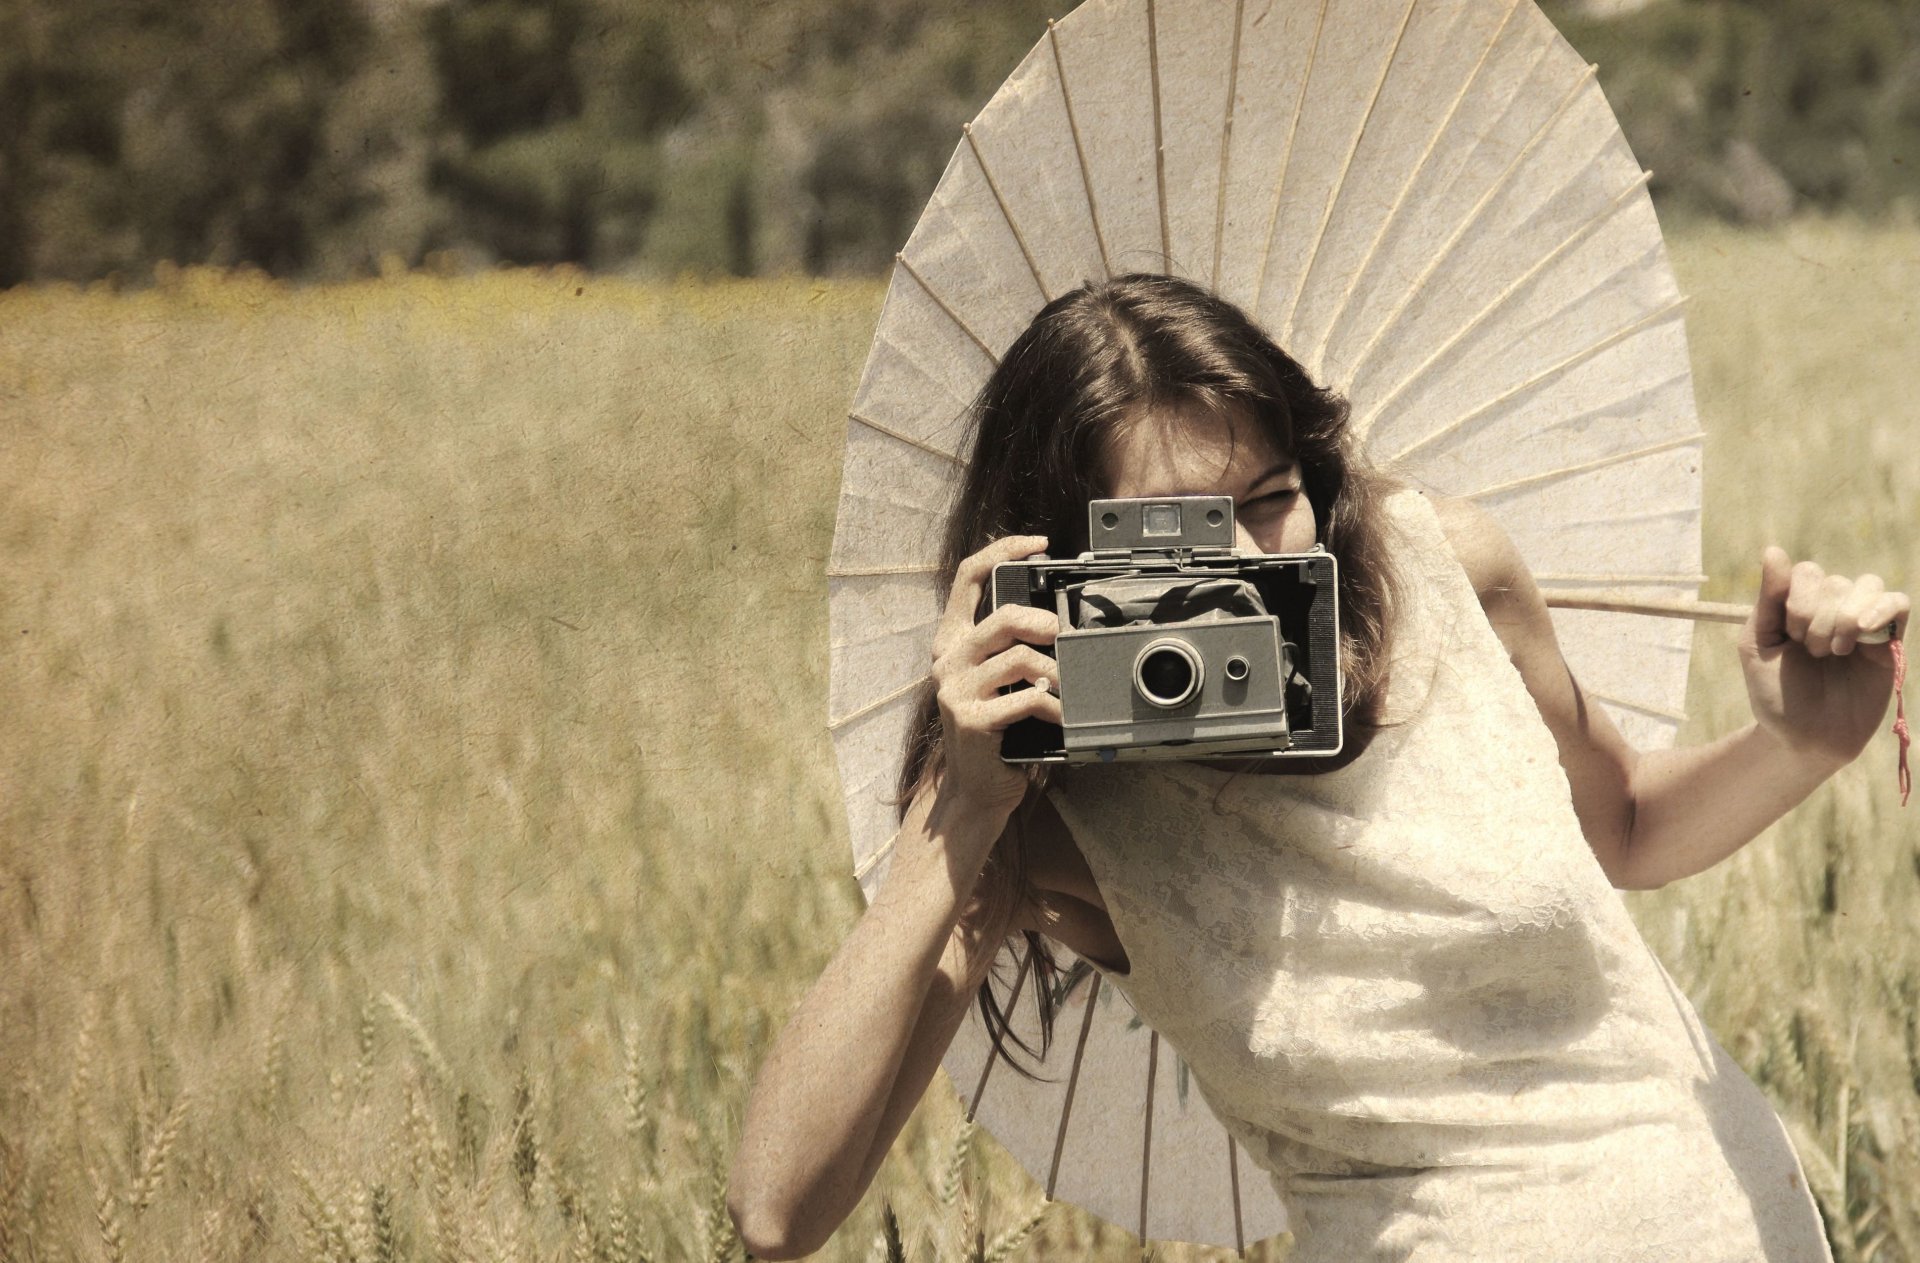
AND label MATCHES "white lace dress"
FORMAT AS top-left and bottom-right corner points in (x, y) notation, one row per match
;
(1045, 488), (1832, 1261)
